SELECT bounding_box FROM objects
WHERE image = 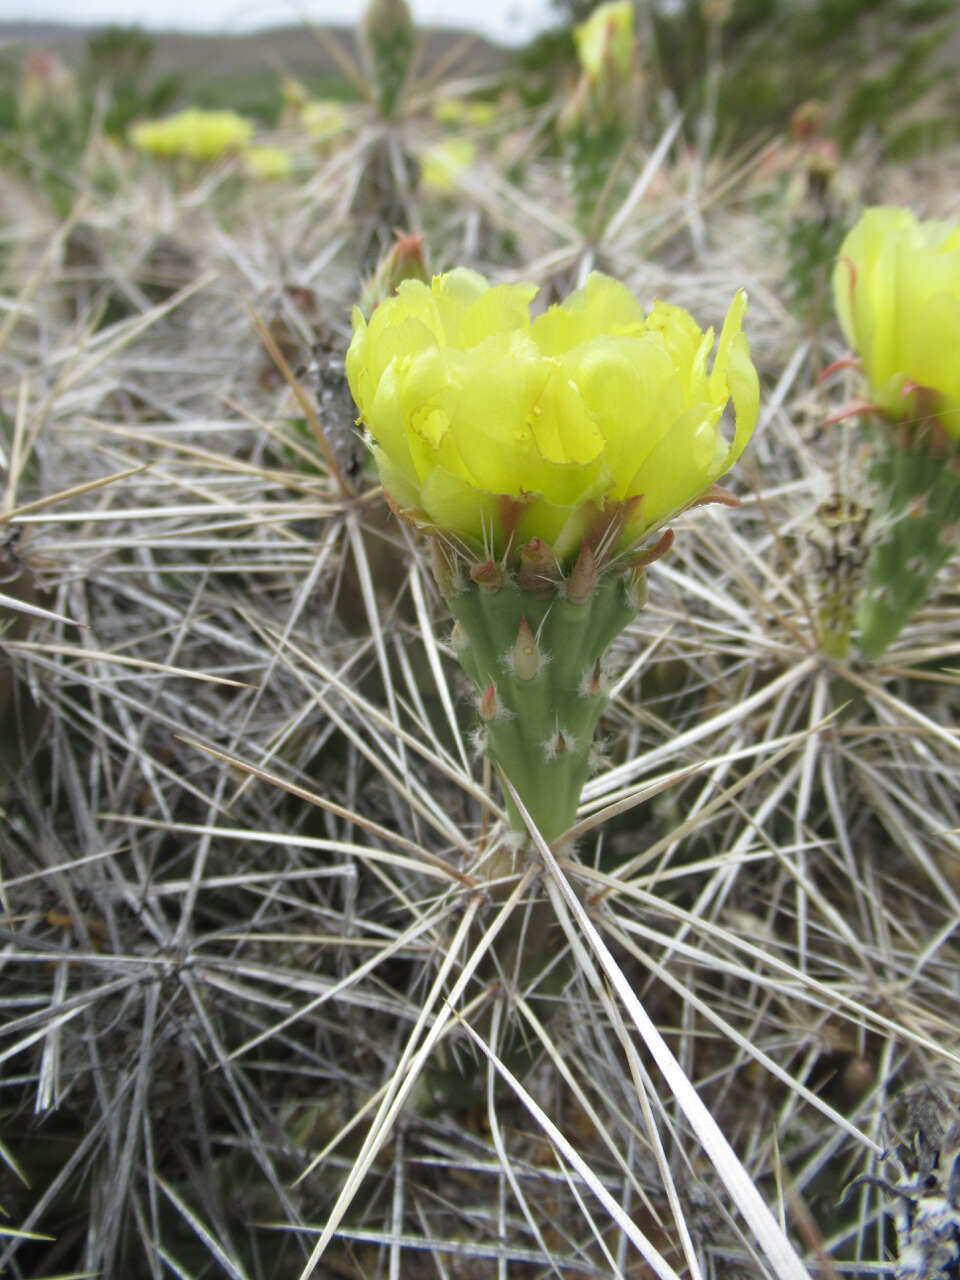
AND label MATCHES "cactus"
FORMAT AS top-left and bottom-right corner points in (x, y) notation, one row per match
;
(361, 0), (415, 119)
(346, 268), (758, 844)
(559, 3), (638, 235)
(443, 543), (640, 843)
(828, 206), (960, 658)
(857, 424), (960, 659)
